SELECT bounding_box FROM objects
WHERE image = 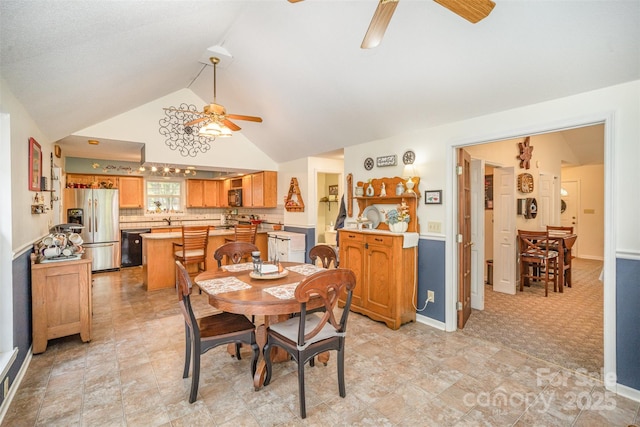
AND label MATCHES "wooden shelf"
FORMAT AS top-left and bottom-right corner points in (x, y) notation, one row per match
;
(354, 177), (420, 233)
(285, 177), (305, 212)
